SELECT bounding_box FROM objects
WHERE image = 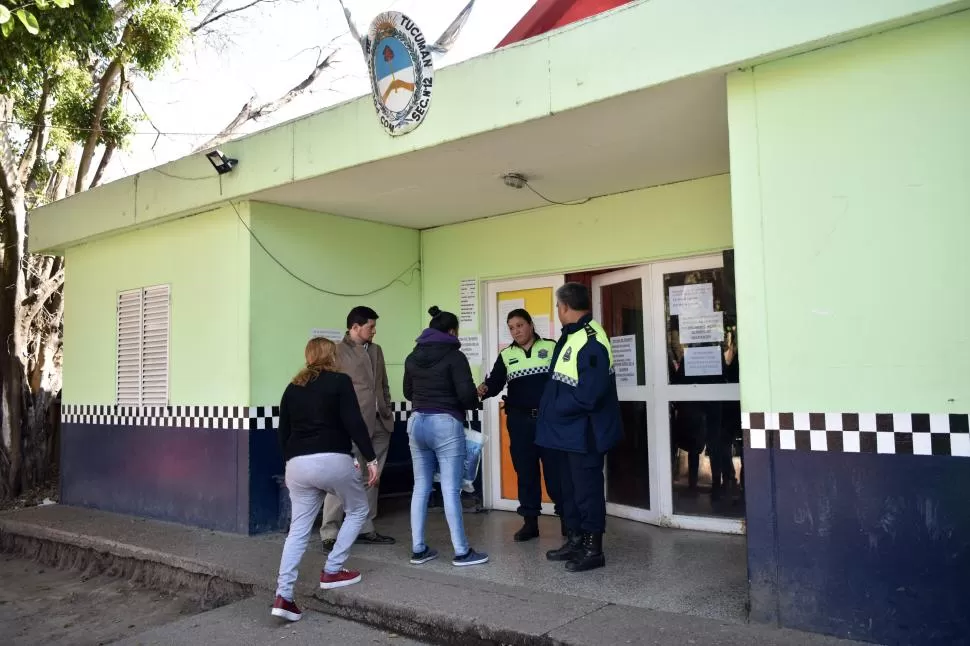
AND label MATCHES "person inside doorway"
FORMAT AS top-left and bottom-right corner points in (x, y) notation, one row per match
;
(272, 338), (379, 623)
(538, 283), (622, 573)
(403, 306), (489, 568)
(478, 308), (562, 542)
(320, 306), (396, 550)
